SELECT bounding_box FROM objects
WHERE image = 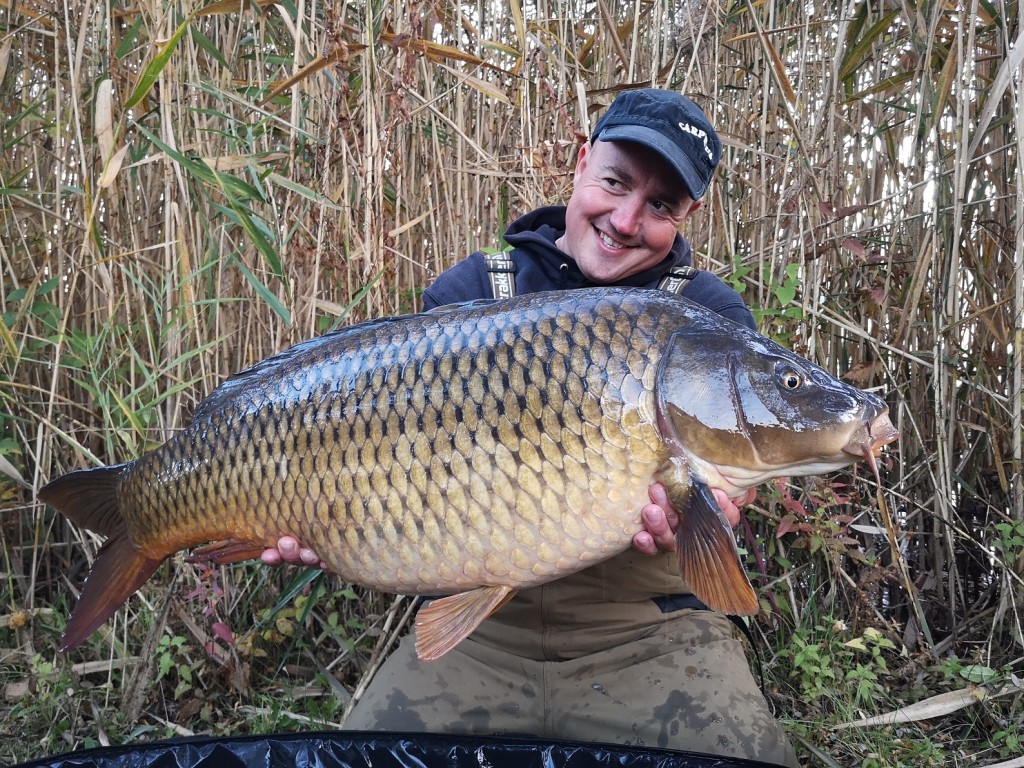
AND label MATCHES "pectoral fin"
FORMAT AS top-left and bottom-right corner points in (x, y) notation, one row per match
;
(414, 585), (516, 661)
(676, 479), (760, 616)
